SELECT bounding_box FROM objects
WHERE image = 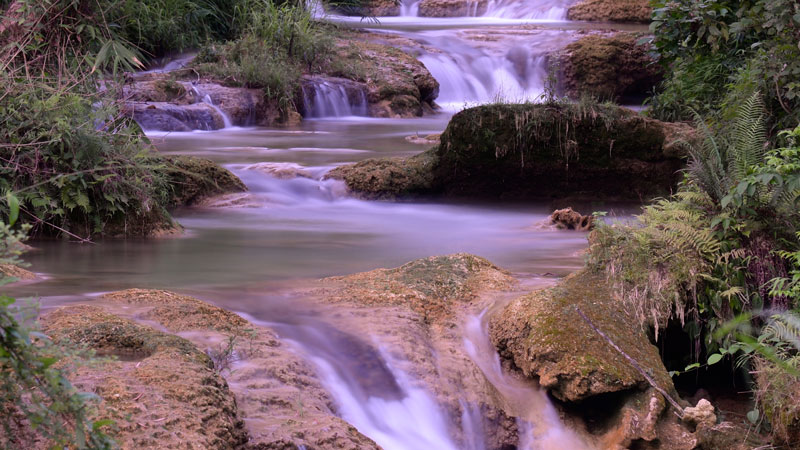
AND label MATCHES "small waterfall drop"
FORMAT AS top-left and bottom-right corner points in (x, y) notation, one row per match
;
(463, 310), (592, 449)
(191, 85), (233, 128)
(302, 79), (369, 118)
(418, 39), (548, 110)
(481, 0), (570, 20)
